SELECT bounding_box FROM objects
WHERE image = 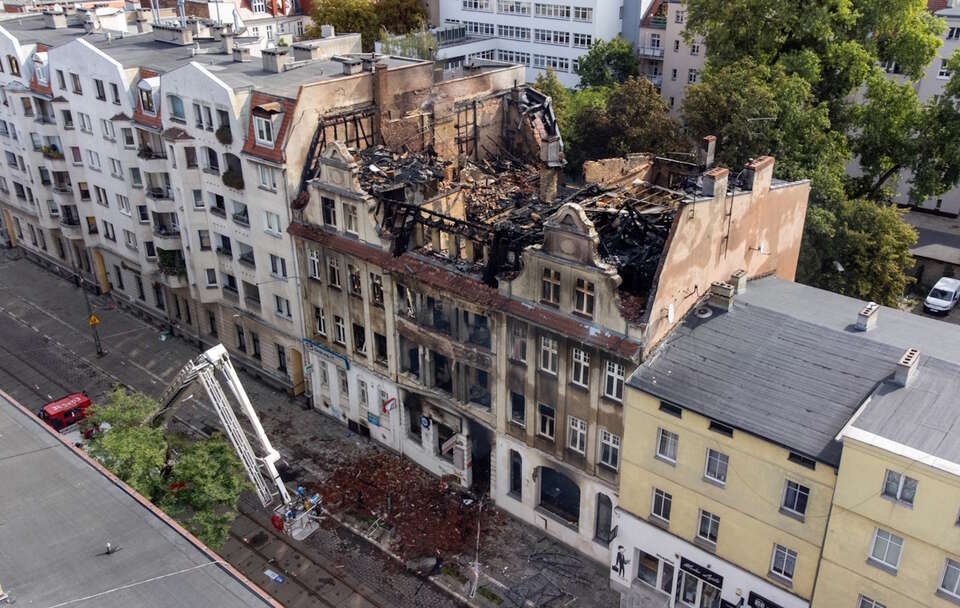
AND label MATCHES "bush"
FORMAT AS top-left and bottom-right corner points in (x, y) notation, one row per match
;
(222, 169), (244, 190)
(215, 124), (232, 145)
